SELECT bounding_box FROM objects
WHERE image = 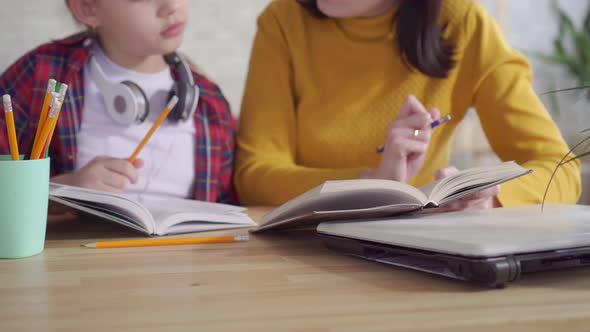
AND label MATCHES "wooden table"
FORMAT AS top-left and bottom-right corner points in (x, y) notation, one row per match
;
(2, 207), (590, 331)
